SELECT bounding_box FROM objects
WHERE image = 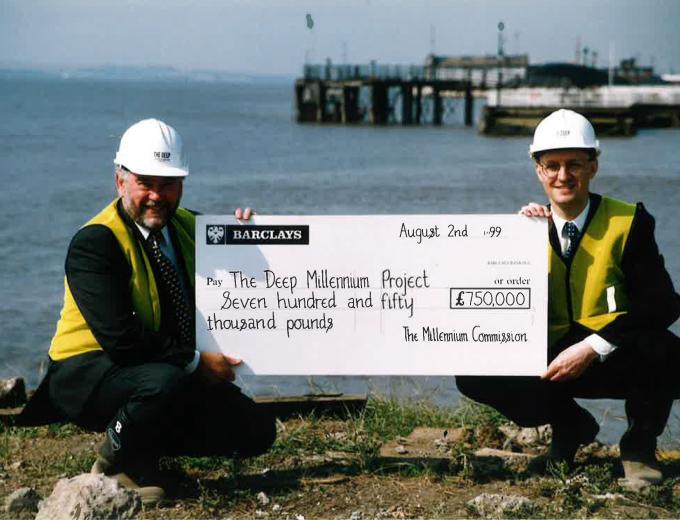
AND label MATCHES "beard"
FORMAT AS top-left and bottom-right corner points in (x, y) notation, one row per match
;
(122, 197), (179, 231)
